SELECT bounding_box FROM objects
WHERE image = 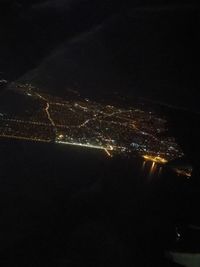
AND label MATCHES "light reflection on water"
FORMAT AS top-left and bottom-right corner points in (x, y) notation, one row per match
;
(141, 160), (163, 178)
